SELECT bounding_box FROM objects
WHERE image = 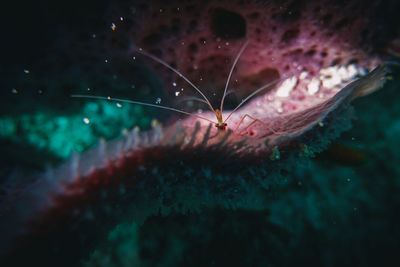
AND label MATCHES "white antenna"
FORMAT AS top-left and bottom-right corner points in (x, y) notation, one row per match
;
(220, 40), (249, 113)
(71, 94), (217, 124)
(135, 48), (216, 114)
(224, 77), (284, 123)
